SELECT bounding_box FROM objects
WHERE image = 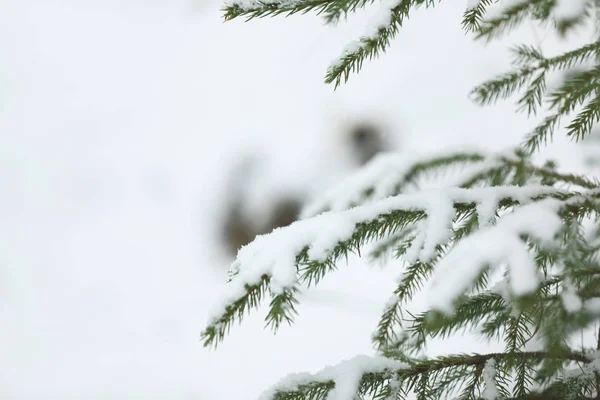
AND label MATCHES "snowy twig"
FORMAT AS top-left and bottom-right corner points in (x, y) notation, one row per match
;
(202, 185), (571, 347)
(259, 351), (592, 400)
(302, 149), (597, 218)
